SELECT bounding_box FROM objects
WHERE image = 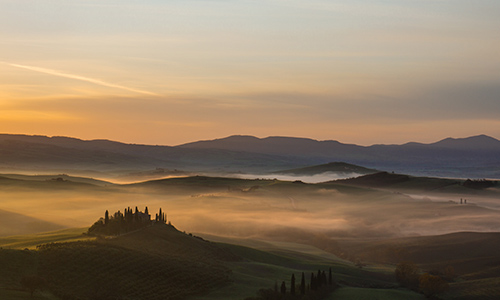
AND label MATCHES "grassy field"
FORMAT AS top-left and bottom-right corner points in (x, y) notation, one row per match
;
(2, 224), (499, 300)
(327, 287), (426, 300)
(0, 228), (91, 249)
(443, 277), (500, 300)
(0, 288), (59, 300)
(190, 235), (416, 300)
(0, 225), (423, 300)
